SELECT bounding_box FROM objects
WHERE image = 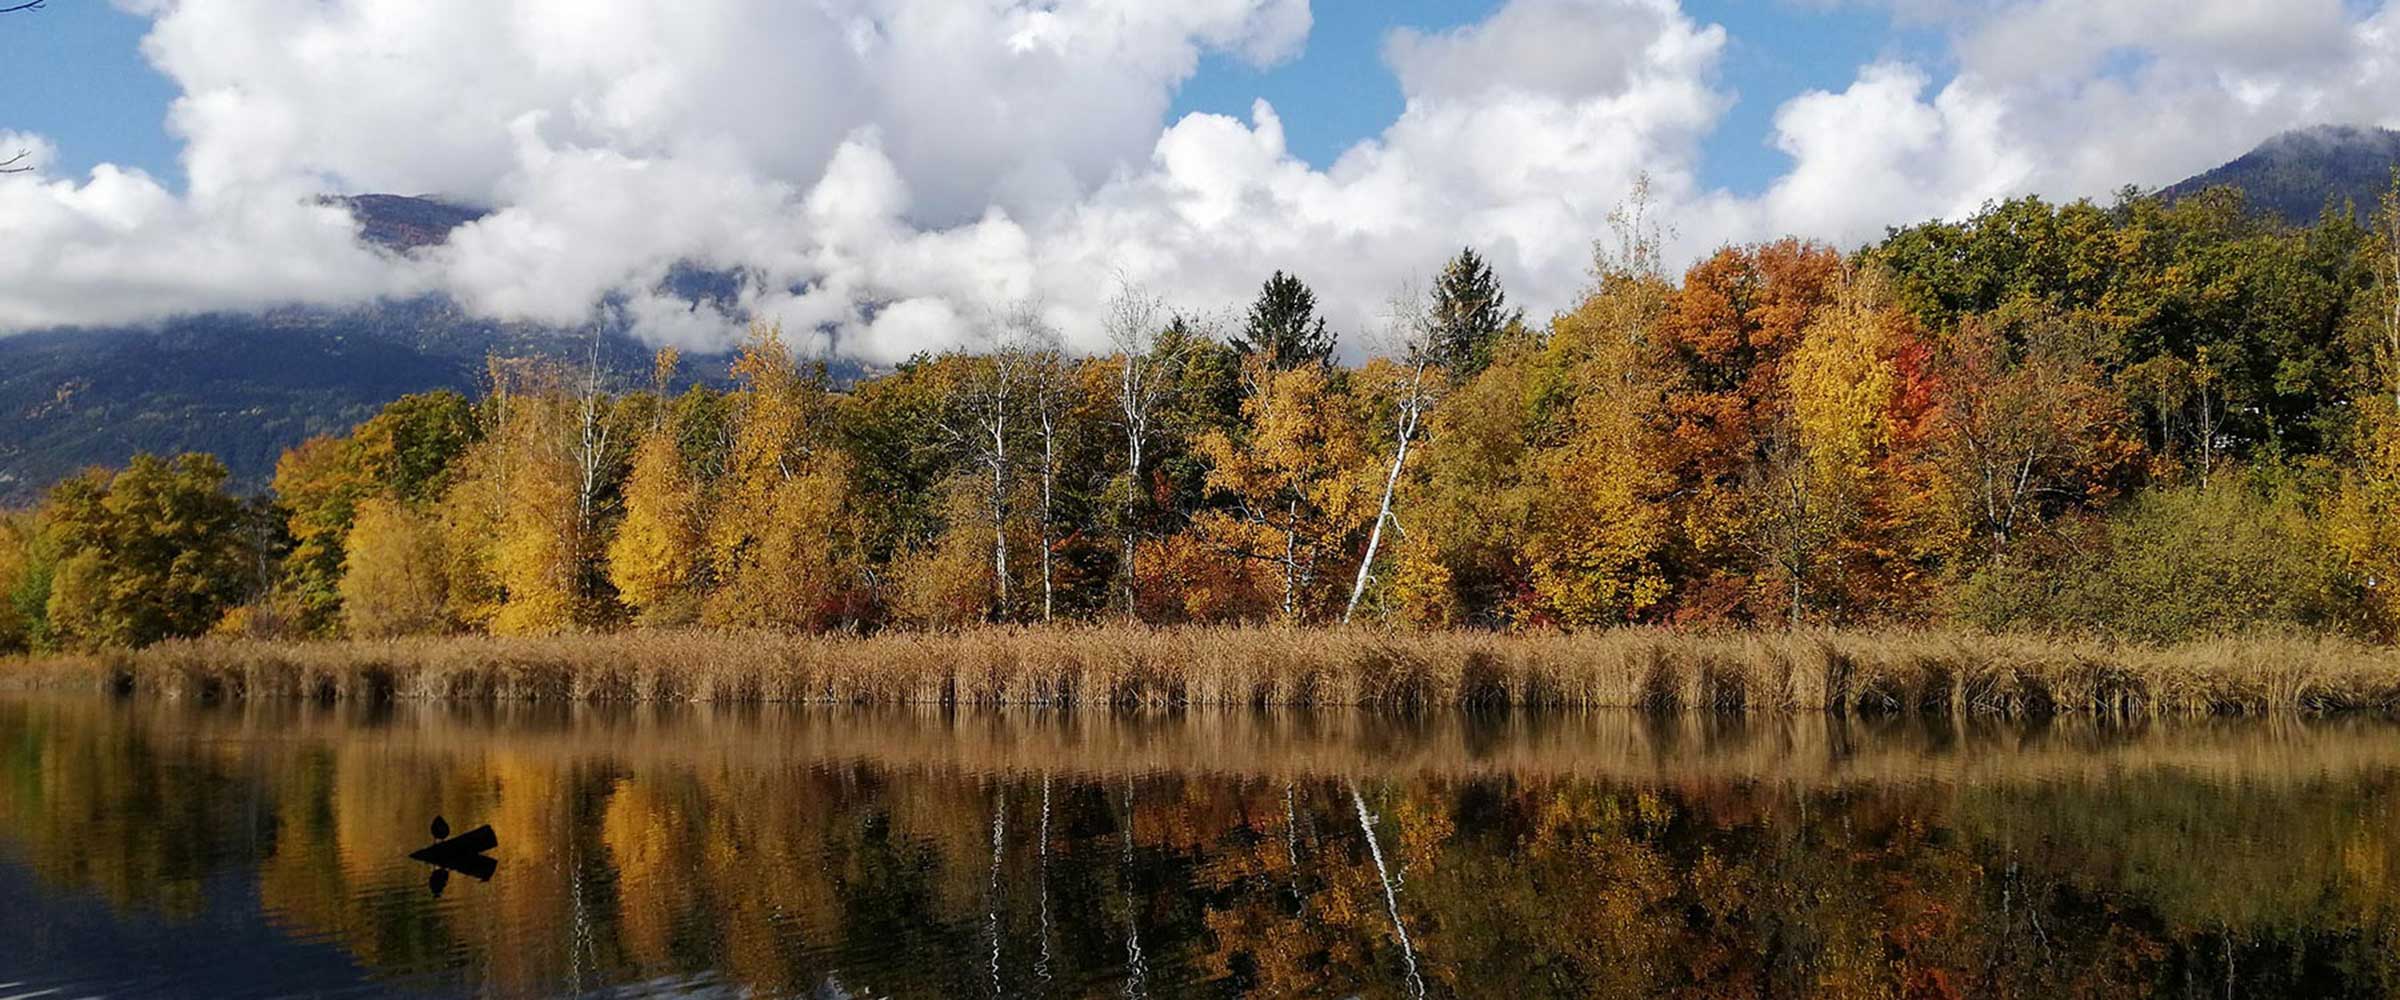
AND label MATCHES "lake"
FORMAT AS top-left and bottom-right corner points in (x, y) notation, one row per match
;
(4, 696), (2400, 998)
